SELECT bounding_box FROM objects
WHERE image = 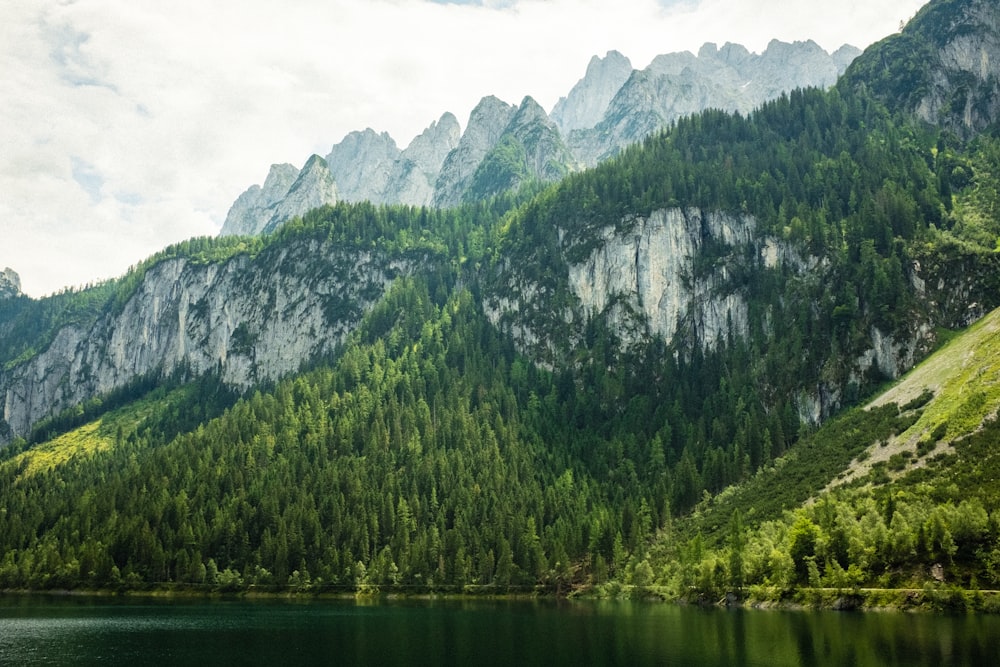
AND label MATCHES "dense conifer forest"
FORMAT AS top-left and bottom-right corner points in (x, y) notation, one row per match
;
(2, 0), (1000, 607)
